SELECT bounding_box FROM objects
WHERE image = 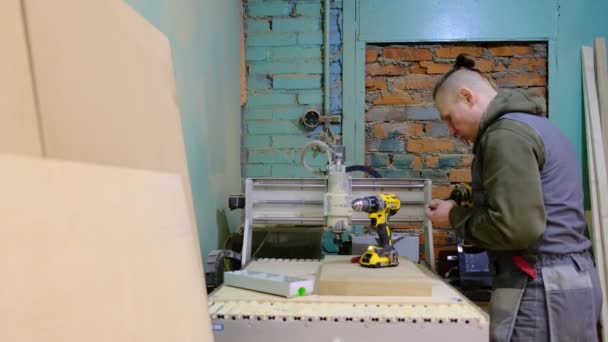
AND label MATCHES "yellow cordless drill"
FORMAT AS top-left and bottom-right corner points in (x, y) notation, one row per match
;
(351, 194), (401, 268)
(446, 183), (473, 206)
(445, 183), (484, 253)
